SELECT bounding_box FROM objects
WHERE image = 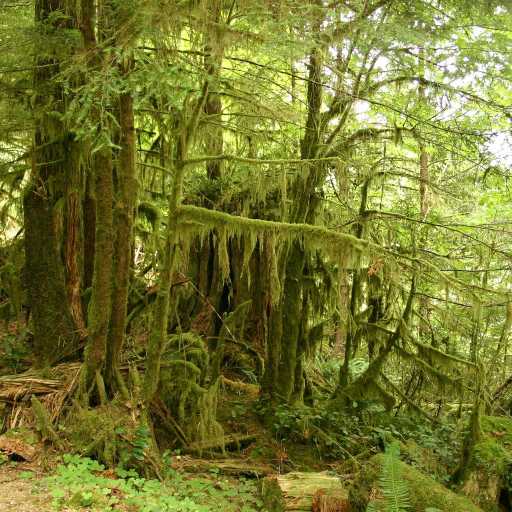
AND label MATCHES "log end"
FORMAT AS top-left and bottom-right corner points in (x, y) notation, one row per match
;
(262, 472), (350, 512)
